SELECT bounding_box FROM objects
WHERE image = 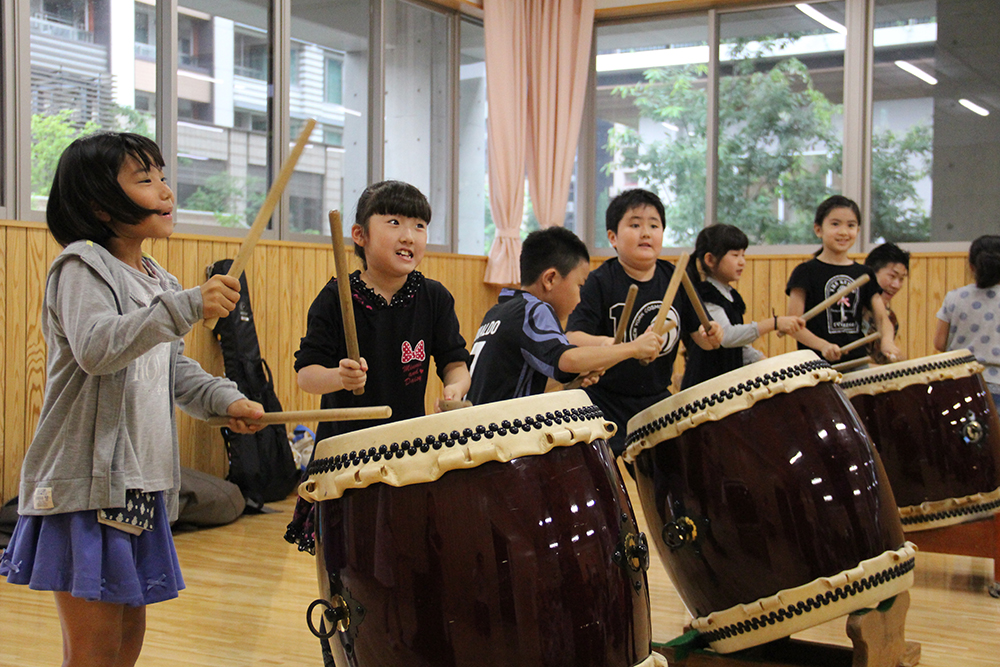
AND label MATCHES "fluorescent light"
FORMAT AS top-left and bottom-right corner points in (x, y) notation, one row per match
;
(661, 121), (679, 132)
(177, 152), (209, 161)
(894, 60), (937, 85)
(796, 3), (847, 35)
(959, 99), (990, 116)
